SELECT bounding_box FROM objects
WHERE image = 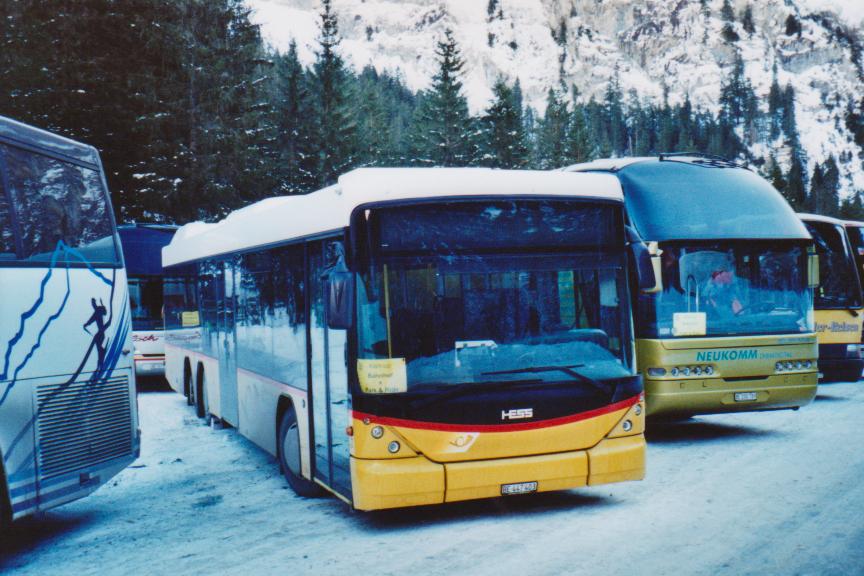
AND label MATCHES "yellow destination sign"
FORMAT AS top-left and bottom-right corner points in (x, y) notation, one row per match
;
(181, 311), (200, 327)
(357, 358), (407, 394)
